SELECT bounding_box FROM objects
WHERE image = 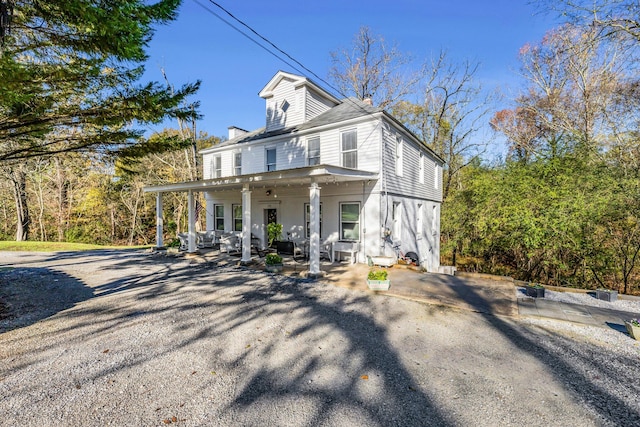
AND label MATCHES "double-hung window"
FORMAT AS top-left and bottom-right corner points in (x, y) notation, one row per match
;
(432, 205), (438, 235)
(214, 205), (224, 231)
(307, 137), (320, 166)
(419, 152), (425, 184)
(266, 148), (276, 172)
(234, 152), (242, 176)
(340, 202), (360, 241)
(212, 155), (222, 178)
(341, 130), (357, 169)
(232, 204), (242, 232)
(304, 203), (322, 238)
(434, 162), (440, 189)
(395, 134), (403, 176)
(392, 202), (402, 240)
